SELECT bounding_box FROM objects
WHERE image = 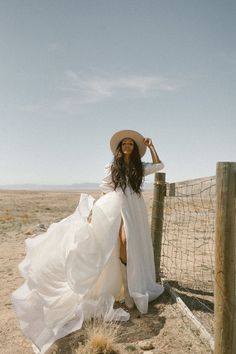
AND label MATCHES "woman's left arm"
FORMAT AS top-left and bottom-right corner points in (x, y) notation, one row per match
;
(143, 138), (161, 163)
